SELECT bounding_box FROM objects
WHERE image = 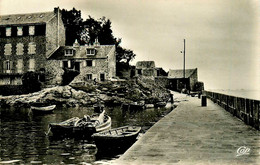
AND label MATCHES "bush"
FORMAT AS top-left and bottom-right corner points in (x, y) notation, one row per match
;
(22, 72), (41, 93)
